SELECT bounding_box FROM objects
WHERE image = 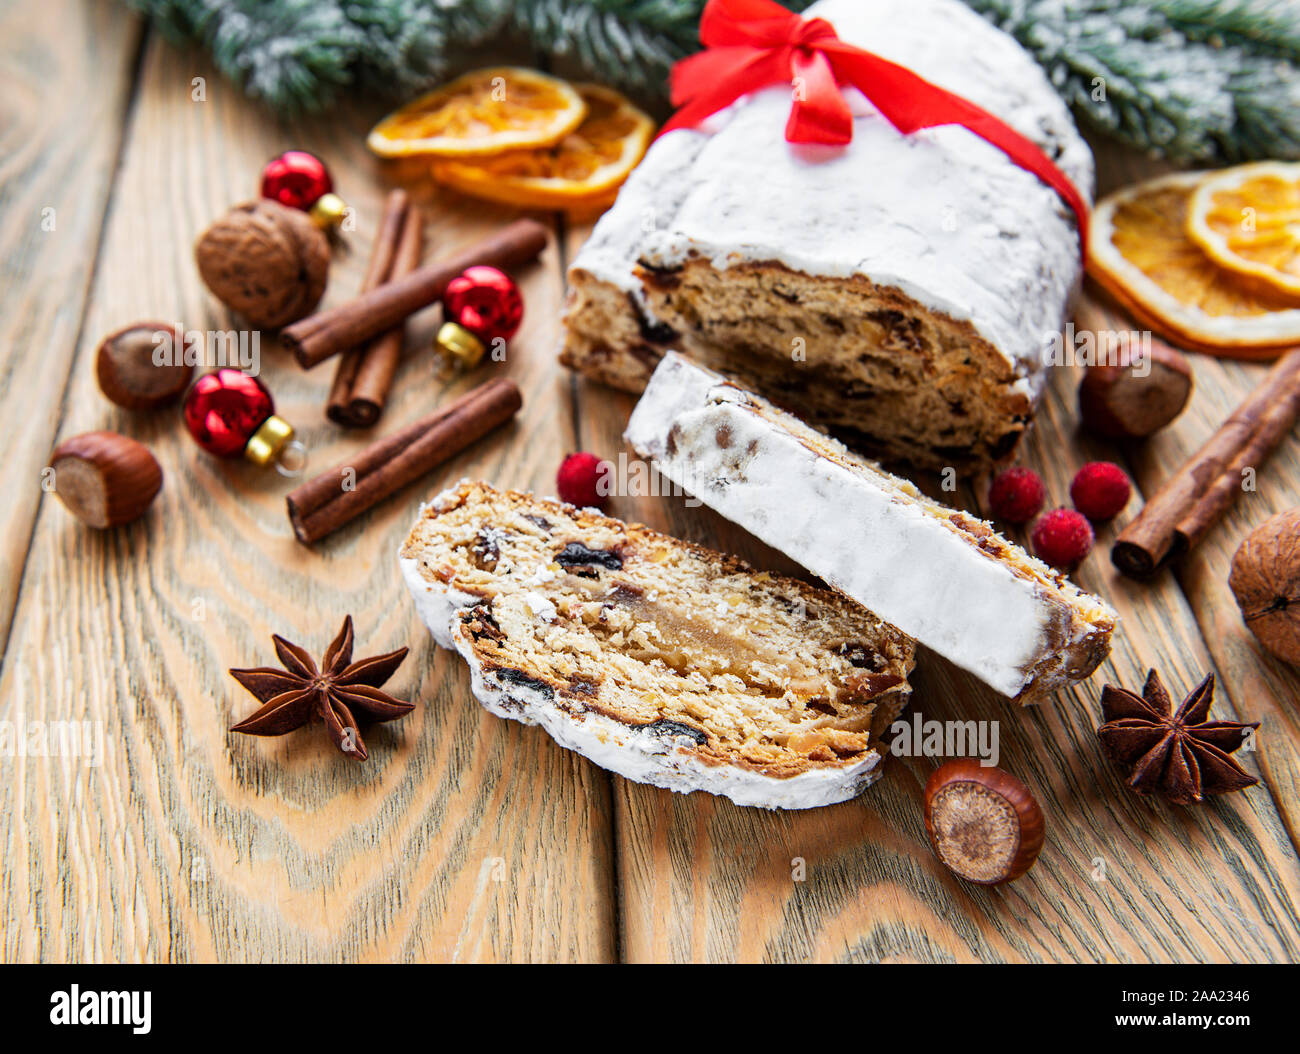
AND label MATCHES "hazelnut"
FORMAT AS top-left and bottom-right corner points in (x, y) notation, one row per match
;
(1229, 508), (1300, 663)
(923, 759), (1045, 885)
(95, 321), (196, 410)
(48, 431), (162, 528)
(194, 200), (329, 328)
(1079, 338), (1192, 439)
